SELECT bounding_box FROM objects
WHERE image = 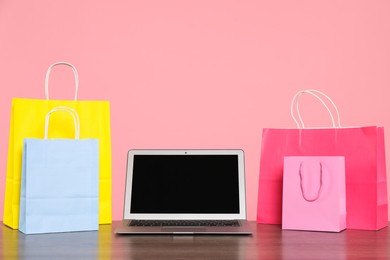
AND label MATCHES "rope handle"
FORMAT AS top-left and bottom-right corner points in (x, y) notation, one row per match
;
(299, 162), (323, 202)
(44, 106), (80, 139)
(290, 89), (341, 129)
(45, 62), (79, 100)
